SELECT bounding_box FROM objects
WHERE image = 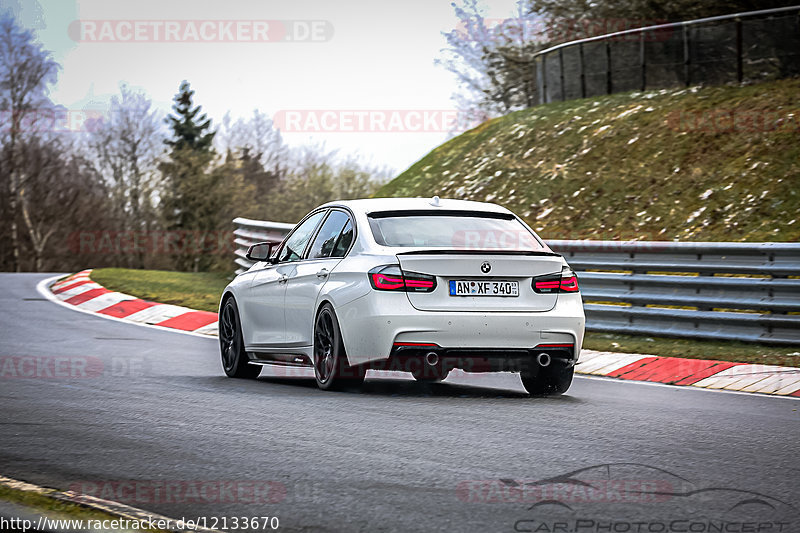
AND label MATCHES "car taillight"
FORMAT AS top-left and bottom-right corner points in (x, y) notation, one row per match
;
(369, 265), (436, 293)
(559, 275), (579, 292)
(533, 269), (579, 294)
